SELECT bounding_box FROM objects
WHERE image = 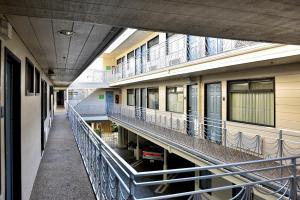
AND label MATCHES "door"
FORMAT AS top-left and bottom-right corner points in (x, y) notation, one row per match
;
(135, 89), (141, 118)
(141, 88), (147, 120)
(187, 85), (198, 136)
(141, 44), (147, 73)
(4, 48), (21, 200)
(105, 91), (114, 113)
(41, 80), (47, 153)
(205, 83), (222, 143)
